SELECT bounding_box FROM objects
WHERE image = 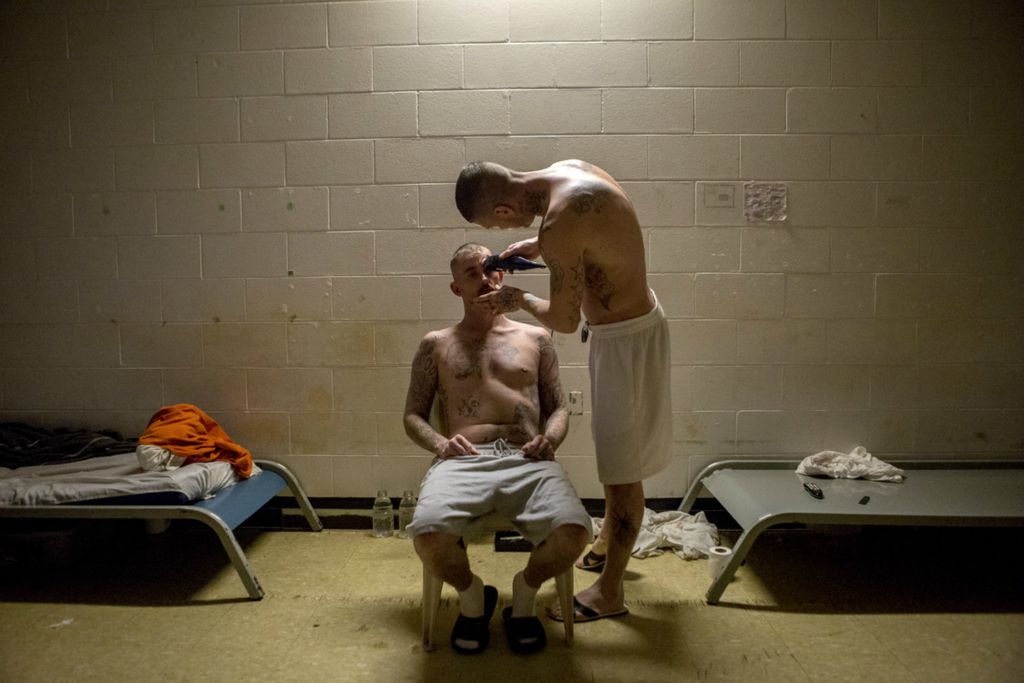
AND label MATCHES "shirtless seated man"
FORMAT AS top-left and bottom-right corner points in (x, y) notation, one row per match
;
(403, 242), (591, 655)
